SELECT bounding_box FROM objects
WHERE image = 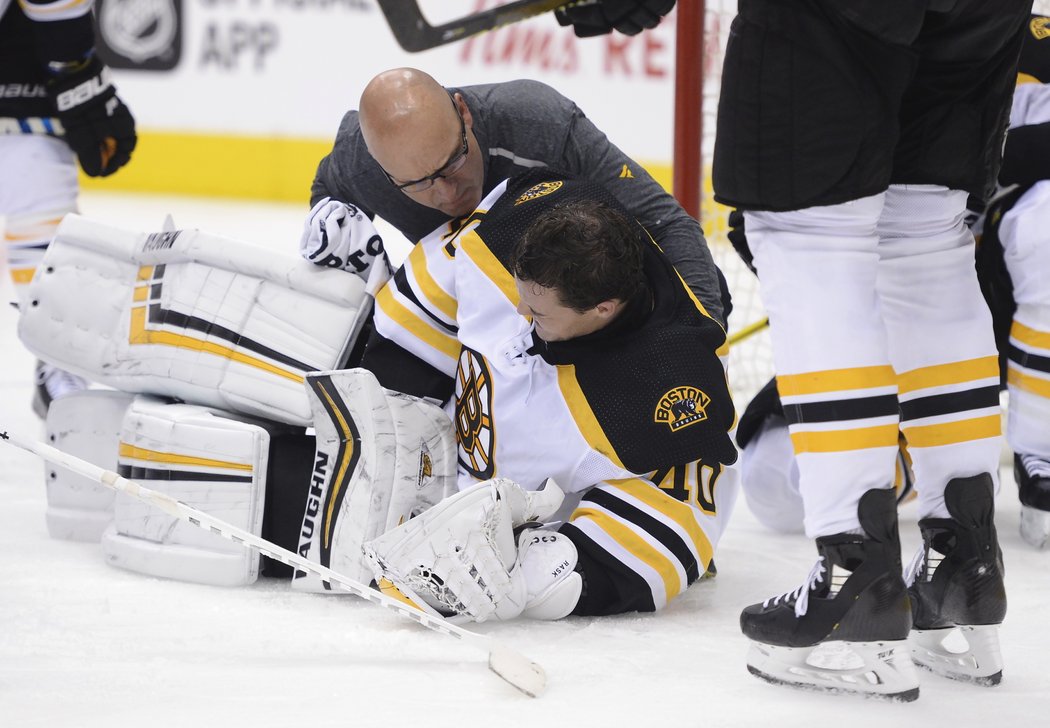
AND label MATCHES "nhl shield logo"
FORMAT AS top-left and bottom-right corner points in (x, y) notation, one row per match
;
(514, 181), (563, 205)
(654, 386), (711, 432)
